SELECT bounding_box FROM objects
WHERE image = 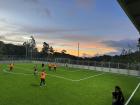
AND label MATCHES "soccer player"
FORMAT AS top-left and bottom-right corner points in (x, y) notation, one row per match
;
(9, 63), (14, 71)
(42, 63), (45, 68)
(40, 69), (46, 86)
(42, 63), (45, 70)
(65, 63), (69, 69)
(112, 86), (125, 105)
(53, 64), (57, 72)
(48, 63), (51, 71)
(34, 64), (38, 76)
